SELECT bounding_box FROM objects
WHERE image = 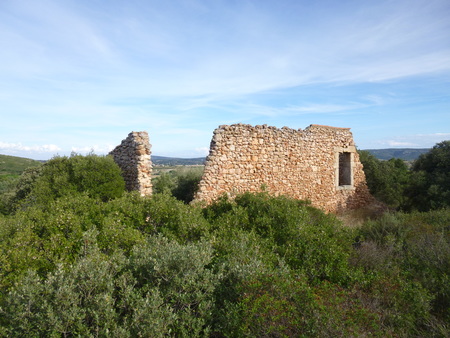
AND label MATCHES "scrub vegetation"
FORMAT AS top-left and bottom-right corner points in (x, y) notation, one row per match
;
(0, 143), (449, 336)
